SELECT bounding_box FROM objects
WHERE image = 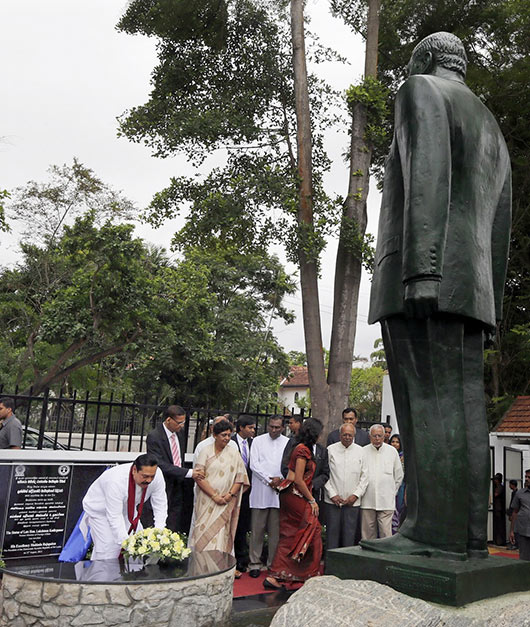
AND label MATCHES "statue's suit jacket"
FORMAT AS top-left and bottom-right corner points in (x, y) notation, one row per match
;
(369, 74), (511, 330)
